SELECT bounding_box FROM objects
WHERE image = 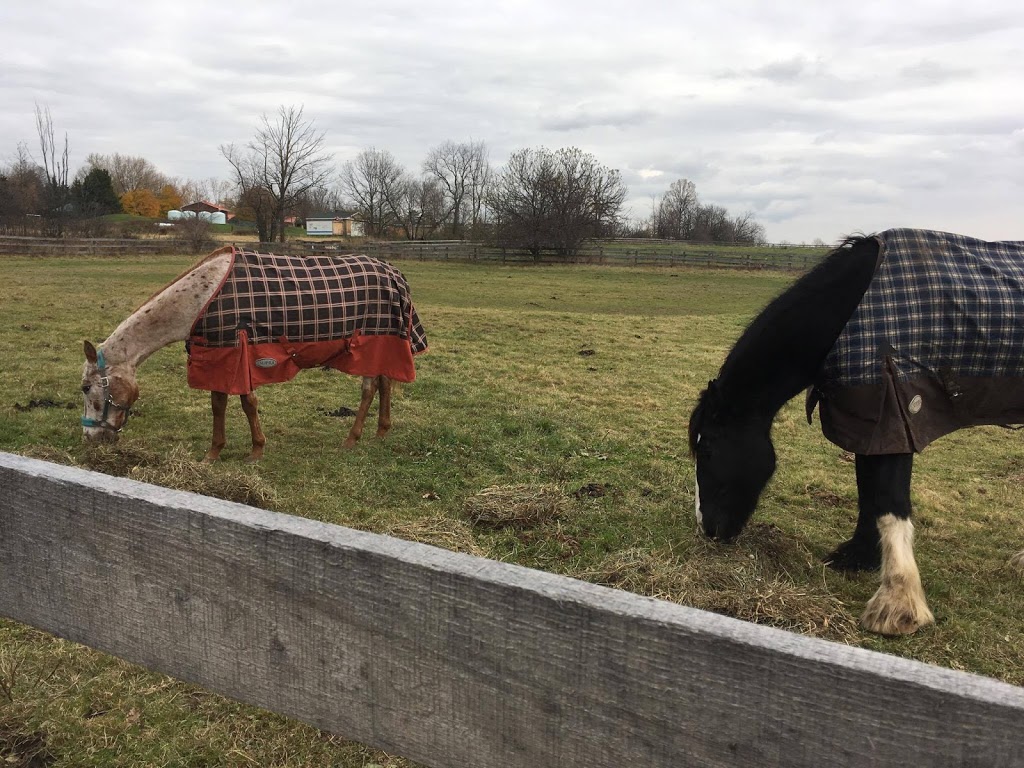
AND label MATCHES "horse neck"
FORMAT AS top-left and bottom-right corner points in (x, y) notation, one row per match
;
(715, 240), (880, 421)
(102, 254), (231, 368)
